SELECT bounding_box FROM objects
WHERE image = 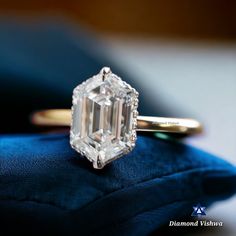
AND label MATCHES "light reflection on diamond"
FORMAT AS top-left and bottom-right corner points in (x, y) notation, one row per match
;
(70, 68), (139, 168)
